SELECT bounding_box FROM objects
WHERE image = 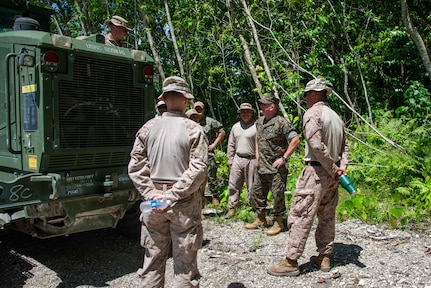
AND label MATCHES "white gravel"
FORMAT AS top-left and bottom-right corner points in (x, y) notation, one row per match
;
(1, 218), (431, 288)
